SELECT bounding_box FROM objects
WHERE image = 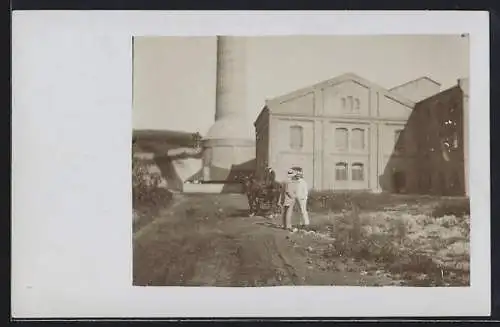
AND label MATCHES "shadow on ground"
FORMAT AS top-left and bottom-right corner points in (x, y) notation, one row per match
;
(133, 194), (404, 287)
